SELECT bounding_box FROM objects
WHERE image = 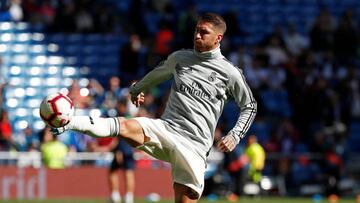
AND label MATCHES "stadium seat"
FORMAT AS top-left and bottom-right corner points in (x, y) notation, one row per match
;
(5, 95), (23, 108)
(46, 33), (66, 44)
(222, 100), (240, 129)
(247, 120), (271, 144)
(66, 34), (84, 45)
(85, 34), (104, 44)
(260, 89), (292, 118)
(347, 121), (360, 152)
(83, 45), (102, 55)
(82, 56), (101, 67)
(0, 22), (14, 32)
(144, 12), (162, 35)
(64, 44), (83, 55)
